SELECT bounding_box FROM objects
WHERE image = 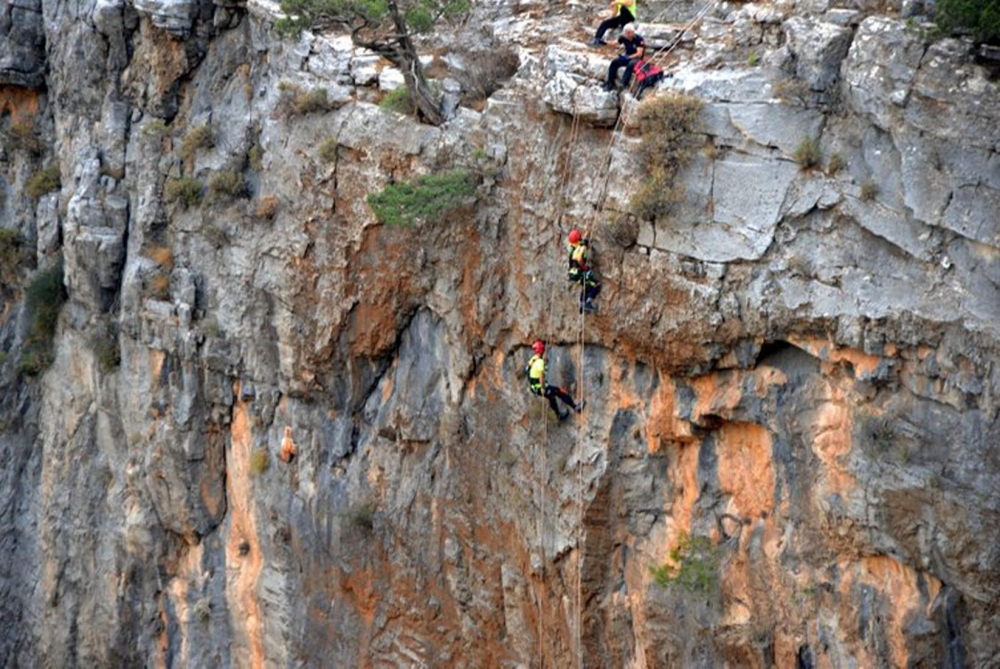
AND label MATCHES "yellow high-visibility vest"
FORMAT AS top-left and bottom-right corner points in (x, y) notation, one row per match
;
(528, 355), (545, 390)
